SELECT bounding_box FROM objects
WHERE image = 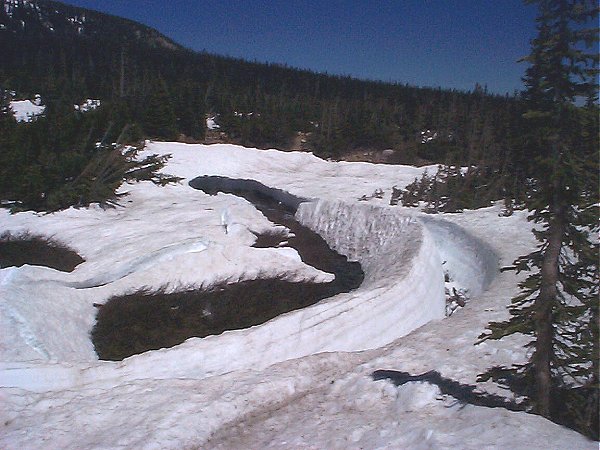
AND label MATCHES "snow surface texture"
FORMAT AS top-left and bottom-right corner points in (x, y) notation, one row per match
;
(9, 99), (45, 122)
(419, 216), (498, 298)
(296, 199), (446, 347)
(0, 143), (594, 449)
